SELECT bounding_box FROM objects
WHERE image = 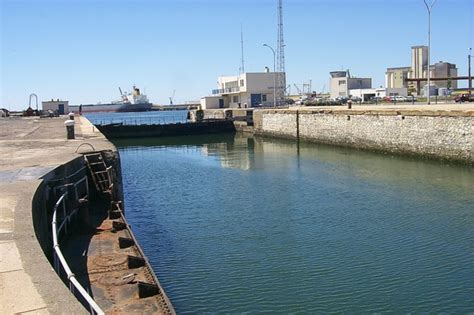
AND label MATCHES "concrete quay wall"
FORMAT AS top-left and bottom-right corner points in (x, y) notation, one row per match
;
(253, 107), (474, 164)
(0, 116), (114, 314)
(1, 116), (174, 314)
(97, 120), (236, 139)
